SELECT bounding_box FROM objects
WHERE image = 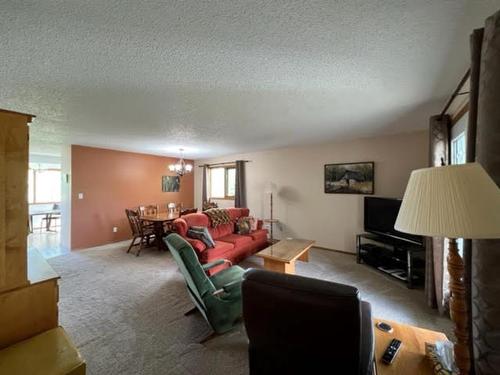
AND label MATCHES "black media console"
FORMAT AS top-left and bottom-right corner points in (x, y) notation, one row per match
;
(356, 232), (425, 289)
